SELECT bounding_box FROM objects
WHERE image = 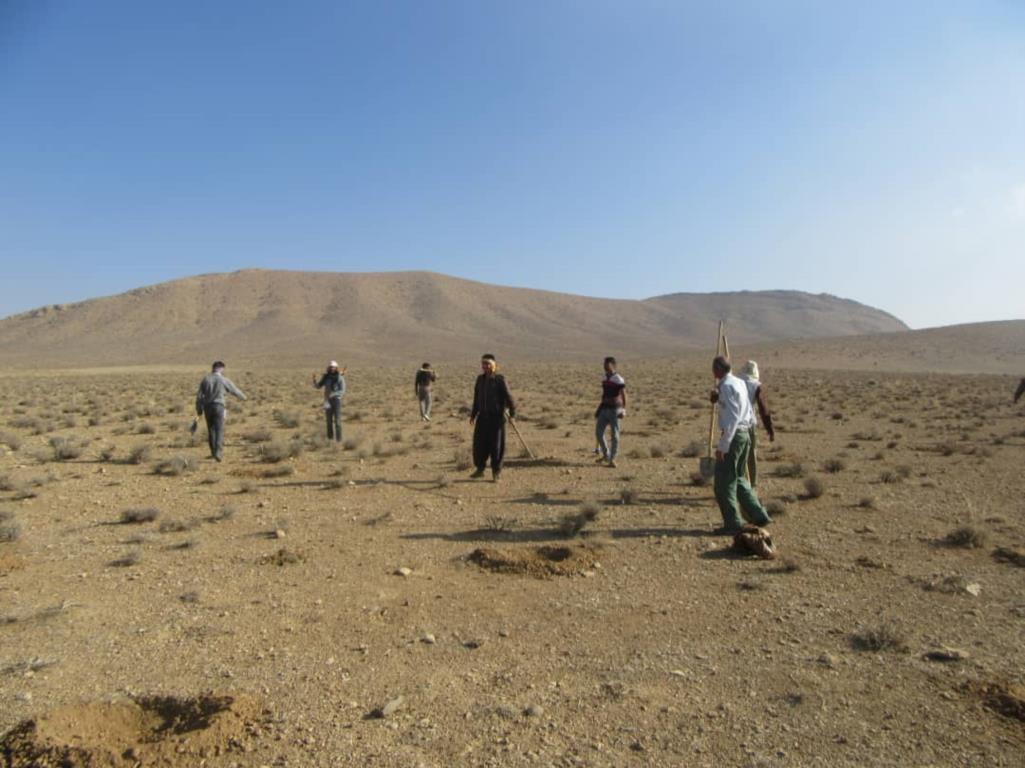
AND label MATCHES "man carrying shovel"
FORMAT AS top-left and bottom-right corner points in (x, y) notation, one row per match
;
(709, 356), (771, 533)
(469, 353), (517, 482)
